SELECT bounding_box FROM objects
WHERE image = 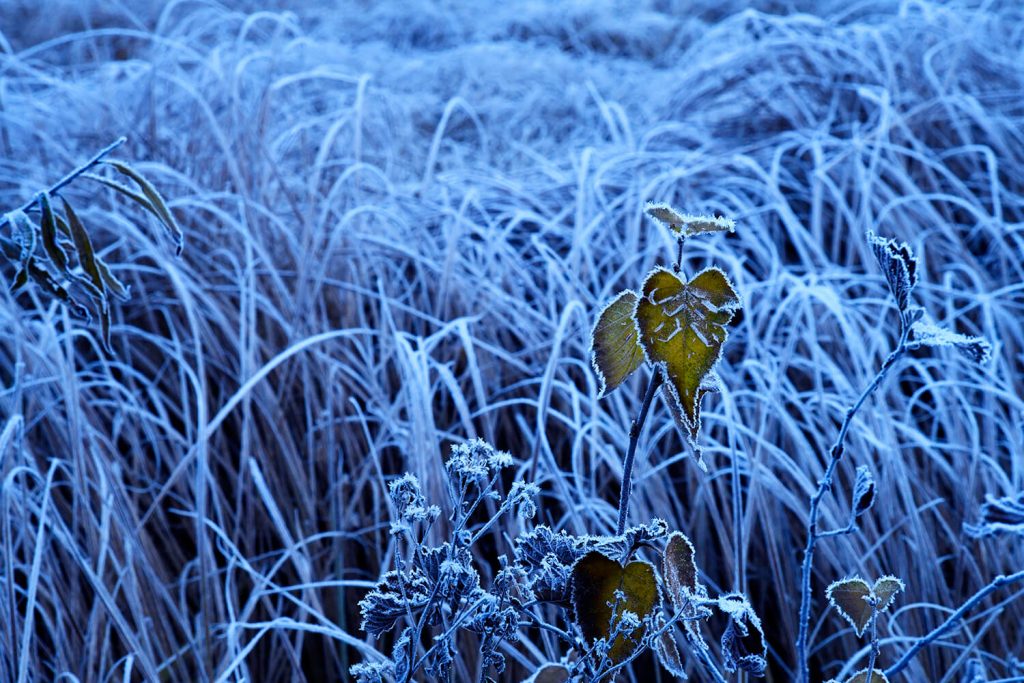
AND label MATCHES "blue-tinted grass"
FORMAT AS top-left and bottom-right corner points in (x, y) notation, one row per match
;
(0, 1), (1022, 681)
